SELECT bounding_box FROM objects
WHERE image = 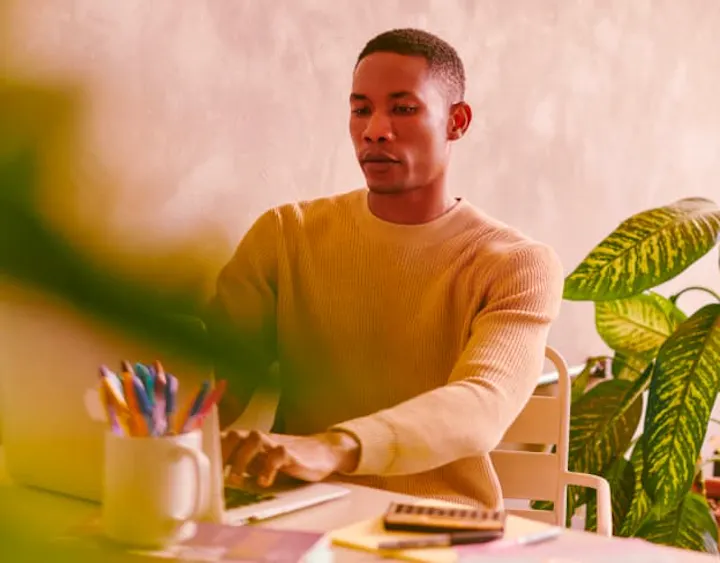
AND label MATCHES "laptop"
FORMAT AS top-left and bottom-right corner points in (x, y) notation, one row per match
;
(0, 285), (349, 524)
